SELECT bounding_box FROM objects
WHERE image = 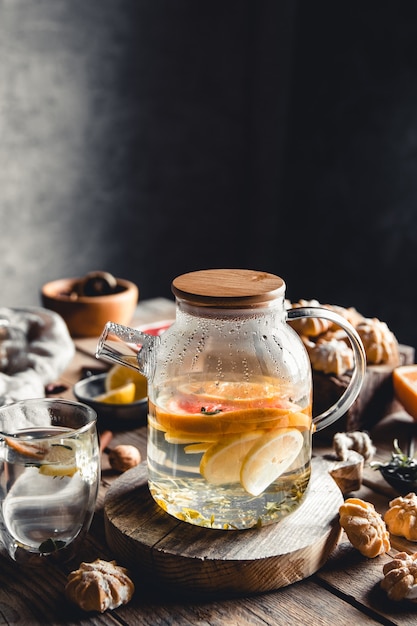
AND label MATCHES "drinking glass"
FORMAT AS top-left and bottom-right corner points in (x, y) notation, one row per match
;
(0, 398), (99, 565)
